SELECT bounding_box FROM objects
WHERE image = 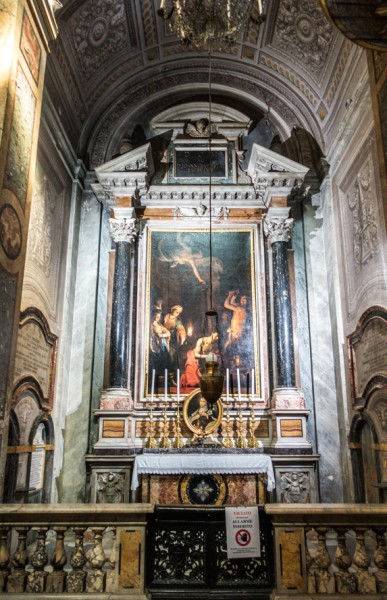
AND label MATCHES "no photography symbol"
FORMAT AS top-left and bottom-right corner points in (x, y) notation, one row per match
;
(235, 529), (251, 546)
